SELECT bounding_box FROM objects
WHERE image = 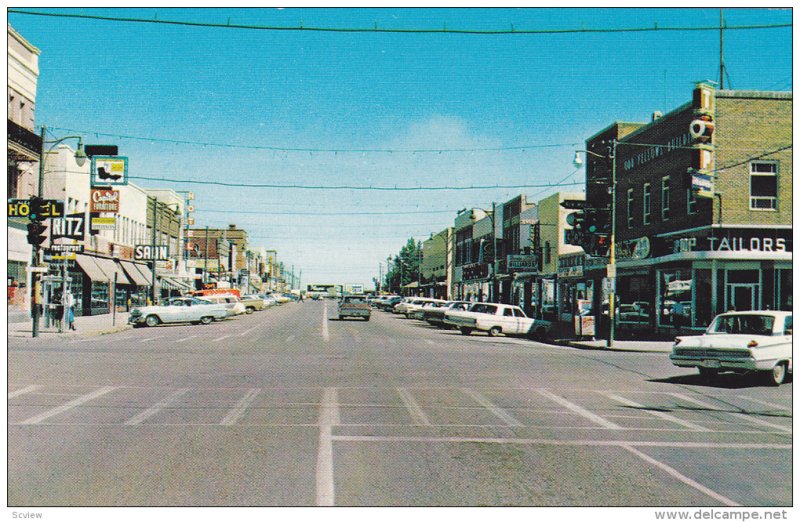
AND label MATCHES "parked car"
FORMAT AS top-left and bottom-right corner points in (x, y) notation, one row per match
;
(241, 294), (266, 313)
(423, 301), (471, 328)
(379, 296), (404, 311)
(670, 311), (793, 385)
(200, 294), (247, 316)
(411, 299), (449, 320)
(338, 295), (371, 321)
(444, 302), (552, 339)
(129, 297), (229, 327)
(273, 293), (292, 304)
(257, 294), (279, 307)
(400, 298), (440, 318)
